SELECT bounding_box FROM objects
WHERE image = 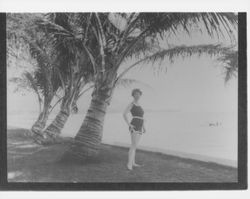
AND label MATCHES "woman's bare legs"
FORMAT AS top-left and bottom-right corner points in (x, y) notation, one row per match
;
(127, 131), (142, 170)
(127, 132), (136, 170)
(132, 132), (142, 167)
